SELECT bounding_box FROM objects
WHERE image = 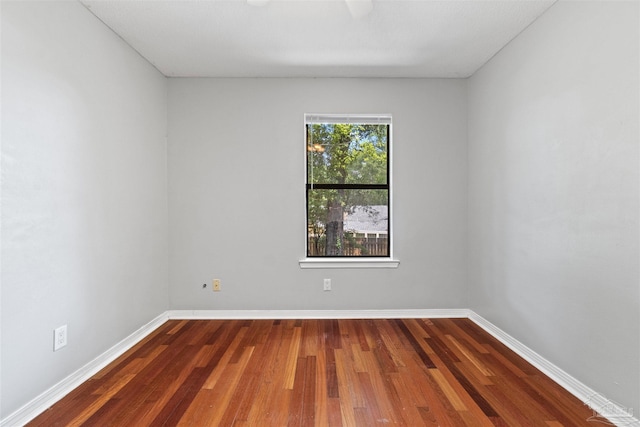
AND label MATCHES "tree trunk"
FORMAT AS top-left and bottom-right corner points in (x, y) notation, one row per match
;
(325, 197), (344, 256)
